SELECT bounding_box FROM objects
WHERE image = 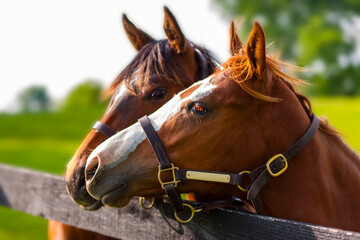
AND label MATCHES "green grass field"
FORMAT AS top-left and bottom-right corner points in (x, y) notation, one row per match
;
(0, 97), (359, 240)
(311, 97), (360, 152)
(0, 109), (105, 240)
